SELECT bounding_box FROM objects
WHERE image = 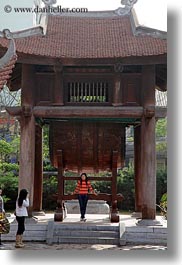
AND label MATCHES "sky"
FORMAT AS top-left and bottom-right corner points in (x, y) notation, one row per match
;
(0, 0), (167, 32)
